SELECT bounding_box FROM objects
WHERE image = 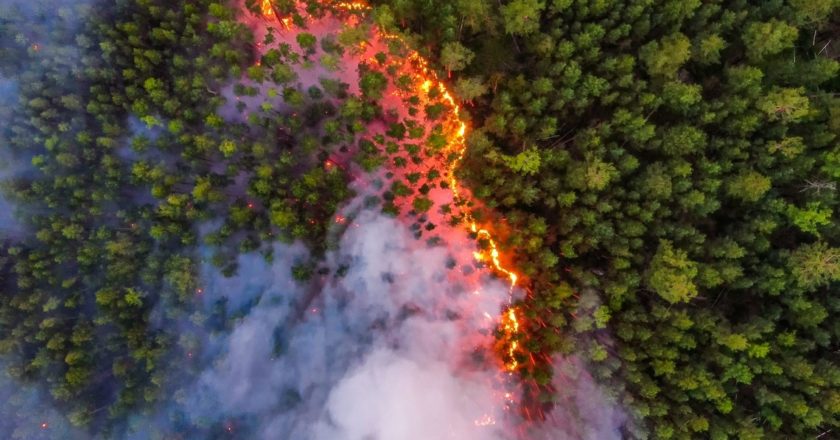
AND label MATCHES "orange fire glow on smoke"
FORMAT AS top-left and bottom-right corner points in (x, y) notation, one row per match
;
(394, 37), (524, 373)
(259, 0), (523, 372)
